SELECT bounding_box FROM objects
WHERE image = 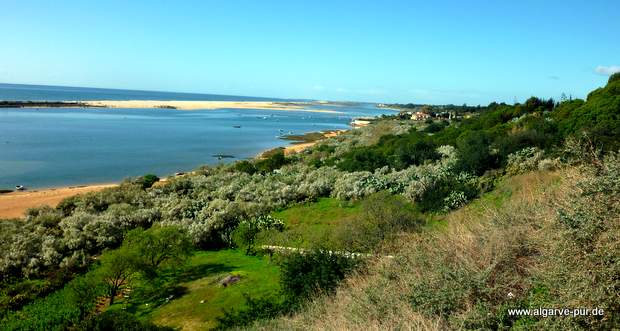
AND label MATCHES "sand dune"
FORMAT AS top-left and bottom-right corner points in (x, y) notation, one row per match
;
(80, 100), (340, 113)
